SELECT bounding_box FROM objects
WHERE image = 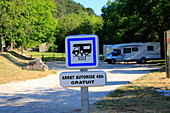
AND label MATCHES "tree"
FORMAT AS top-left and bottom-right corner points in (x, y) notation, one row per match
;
(101, 0), (170, 56)
(54, 0), (95, 18)
(56, 12), (103, 52)
(0, 0), (103, 53)
(0, 0), (57, 53)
